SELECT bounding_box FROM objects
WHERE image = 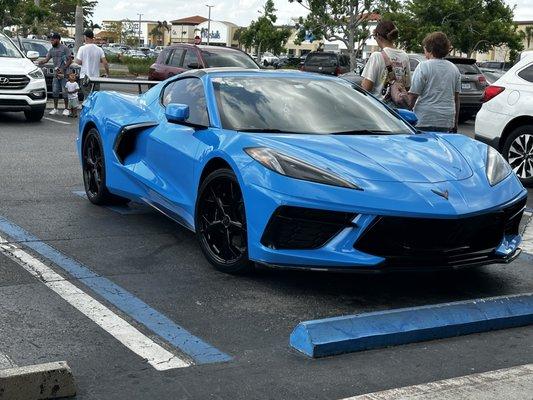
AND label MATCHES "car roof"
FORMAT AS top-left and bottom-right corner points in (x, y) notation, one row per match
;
(176, 68), (340, 80)
(166, 44), (243, 52)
